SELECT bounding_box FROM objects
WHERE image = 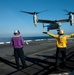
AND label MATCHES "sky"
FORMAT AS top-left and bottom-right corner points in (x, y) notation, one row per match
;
(0, 0), (74, 37)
